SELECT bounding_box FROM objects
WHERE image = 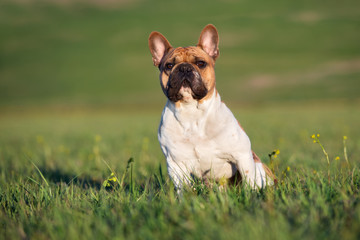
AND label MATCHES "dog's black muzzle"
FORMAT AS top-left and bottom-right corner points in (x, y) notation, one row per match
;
(166, 63), (208, 102)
